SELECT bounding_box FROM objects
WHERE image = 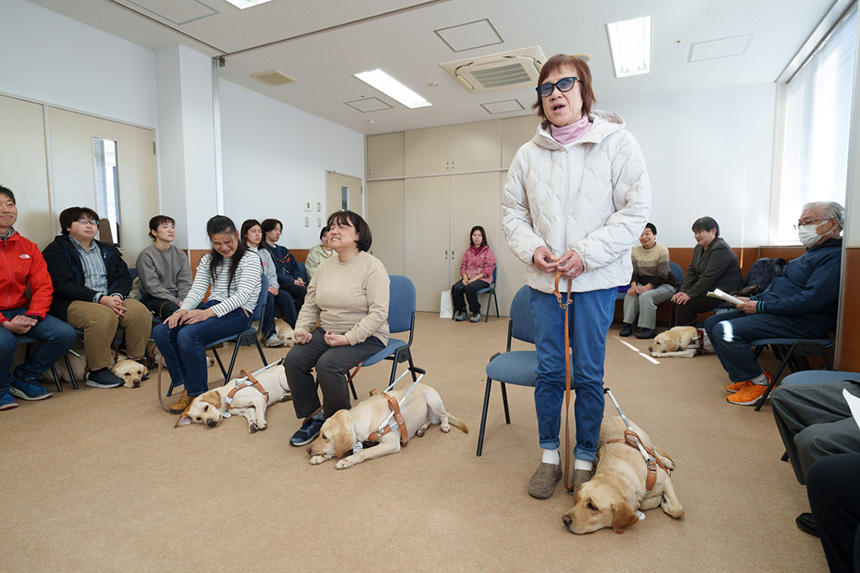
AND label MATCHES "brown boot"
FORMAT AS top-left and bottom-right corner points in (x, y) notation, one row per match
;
(168, 391), (193, 414)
